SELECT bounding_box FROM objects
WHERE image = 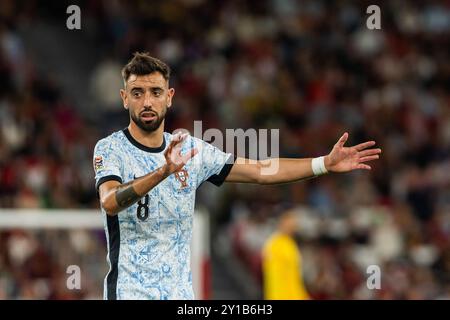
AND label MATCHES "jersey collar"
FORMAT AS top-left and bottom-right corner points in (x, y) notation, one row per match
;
(122, 128), (166, 153)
